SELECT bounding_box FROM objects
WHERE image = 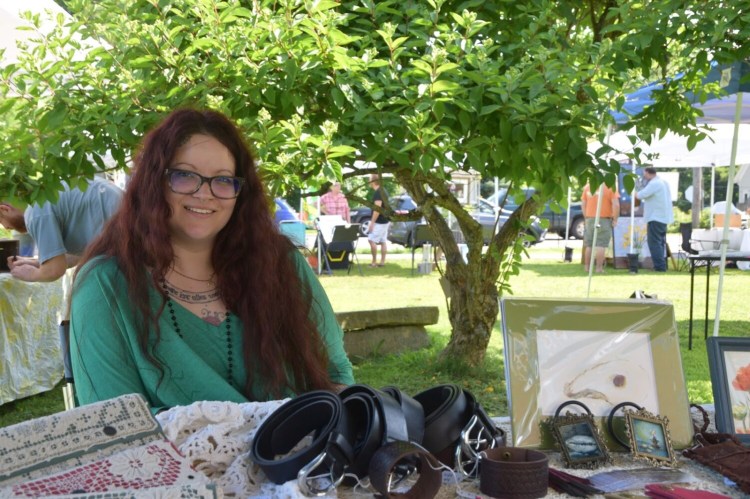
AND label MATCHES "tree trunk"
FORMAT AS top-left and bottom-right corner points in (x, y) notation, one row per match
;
(439, 252), (500, 365)
(393, 171), (537, 367)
